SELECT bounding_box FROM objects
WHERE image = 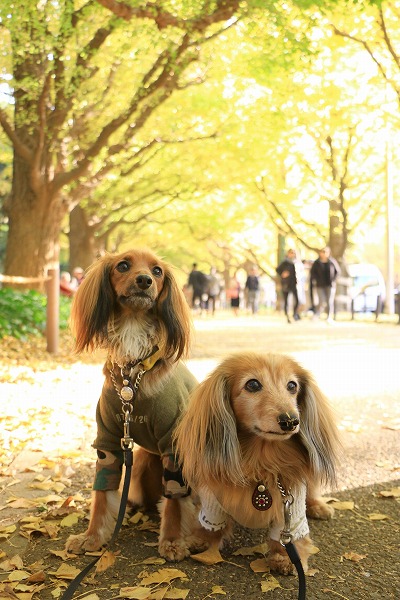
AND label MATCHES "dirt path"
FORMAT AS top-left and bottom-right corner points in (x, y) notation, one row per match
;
(0, 314), (399, 599)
